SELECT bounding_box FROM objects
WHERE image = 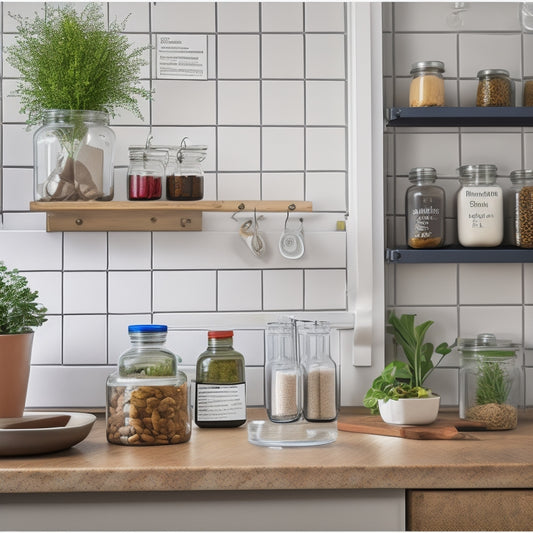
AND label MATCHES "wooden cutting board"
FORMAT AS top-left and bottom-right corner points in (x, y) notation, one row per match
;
(338, 414), (487, 440)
